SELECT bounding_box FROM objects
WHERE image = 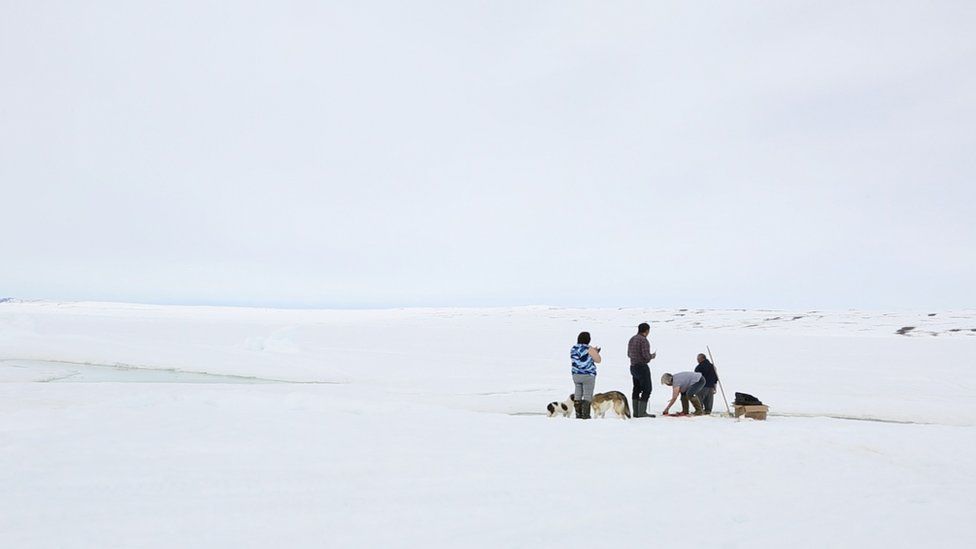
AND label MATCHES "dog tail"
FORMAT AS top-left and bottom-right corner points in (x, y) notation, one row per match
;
(622, 395), (631, 419)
